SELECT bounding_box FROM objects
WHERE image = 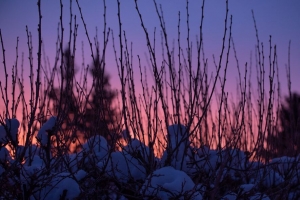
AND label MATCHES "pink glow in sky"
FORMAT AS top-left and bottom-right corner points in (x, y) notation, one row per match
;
(0, 0), (299, 108)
